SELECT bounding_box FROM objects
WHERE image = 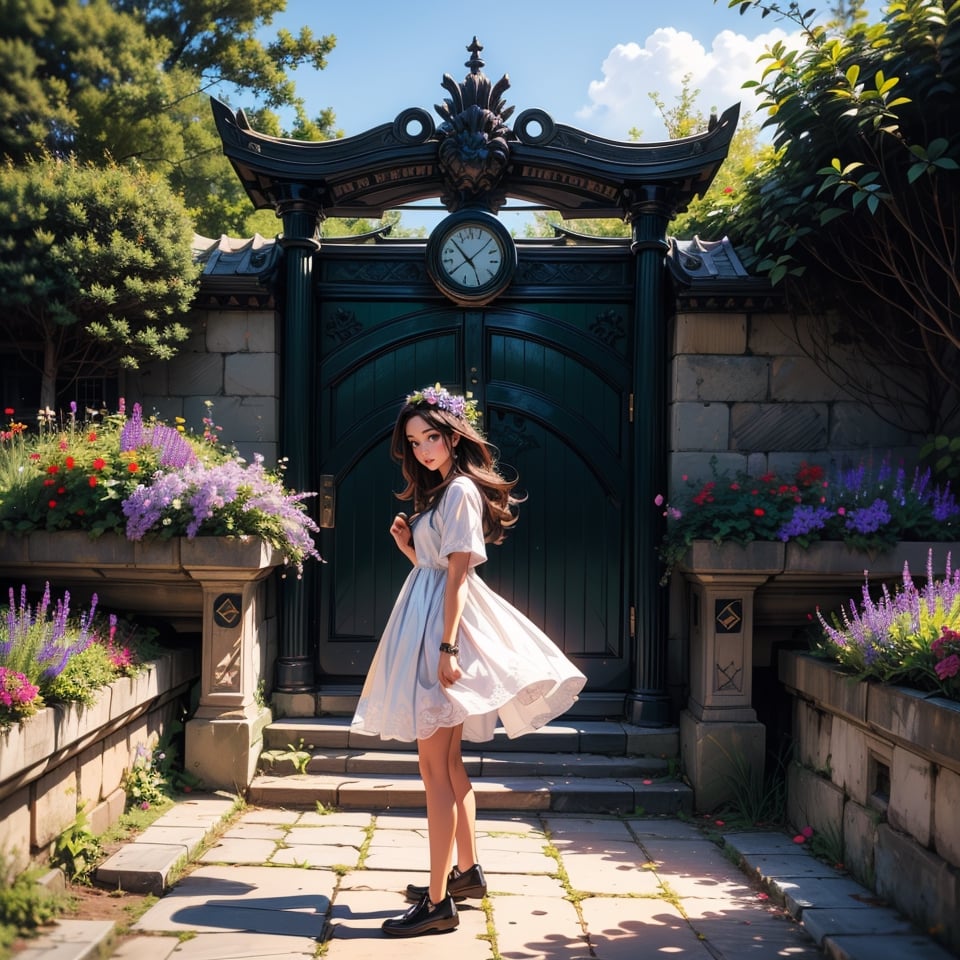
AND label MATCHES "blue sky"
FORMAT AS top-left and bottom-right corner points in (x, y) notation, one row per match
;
(262, 0), (839, 139)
